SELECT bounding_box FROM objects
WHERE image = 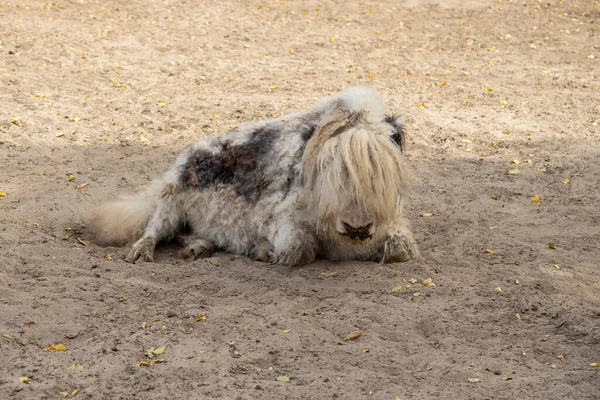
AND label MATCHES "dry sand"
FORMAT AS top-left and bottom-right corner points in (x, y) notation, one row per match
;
(1, 0), (599, 399)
